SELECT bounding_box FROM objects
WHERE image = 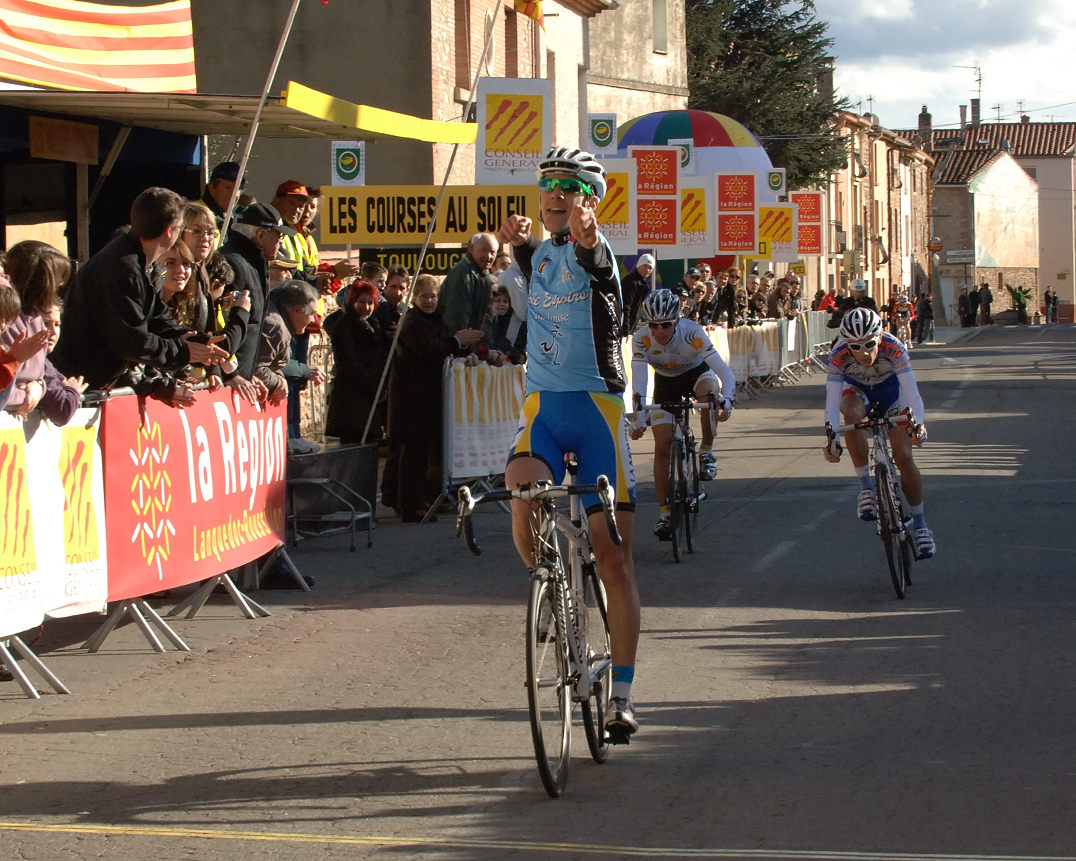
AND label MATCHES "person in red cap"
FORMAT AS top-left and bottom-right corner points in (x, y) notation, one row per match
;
(271, 181), (313, 272)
